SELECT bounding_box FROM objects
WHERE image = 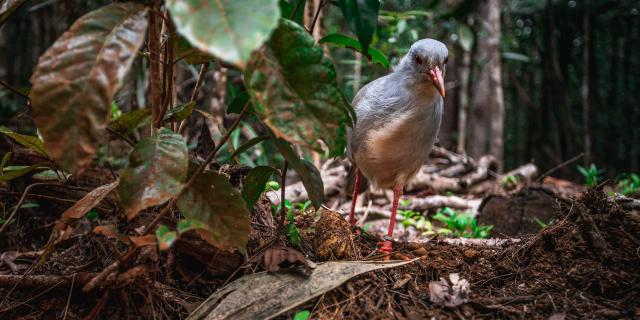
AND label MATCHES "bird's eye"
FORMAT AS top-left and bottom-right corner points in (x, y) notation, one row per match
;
(414, 55), (423, 65)
(444, 57), (449, 64)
